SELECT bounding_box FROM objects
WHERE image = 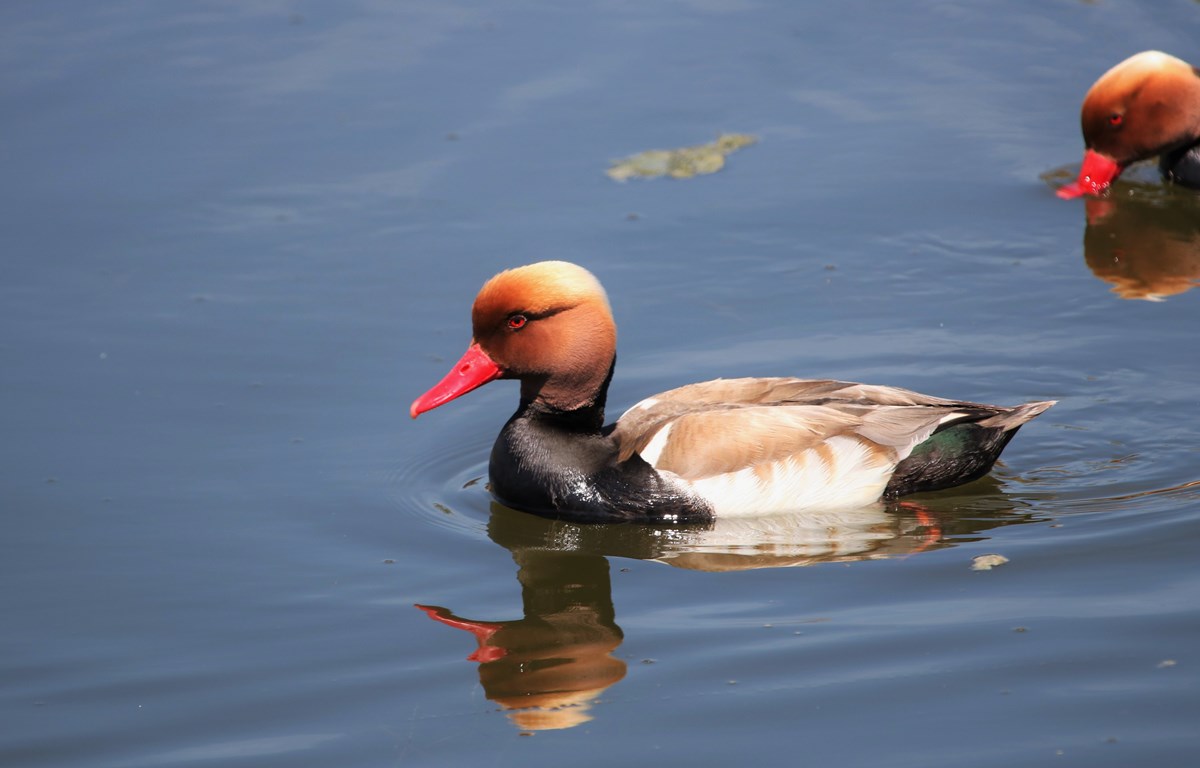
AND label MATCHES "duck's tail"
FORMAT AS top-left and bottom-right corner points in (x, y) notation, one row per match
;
(978, 400), (1057, 431)
(883, 399), (1056, 499)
